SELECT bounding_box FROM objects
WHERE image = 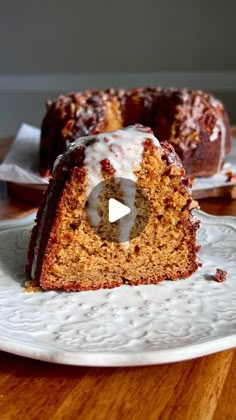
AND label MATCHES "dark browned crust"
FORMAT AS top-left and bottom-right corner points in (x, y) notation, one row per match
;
(39, 87), (231, 178)
(25, 146), (86, 282)
(176, 137), (223, 177)
(40, 89), (119, 176)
